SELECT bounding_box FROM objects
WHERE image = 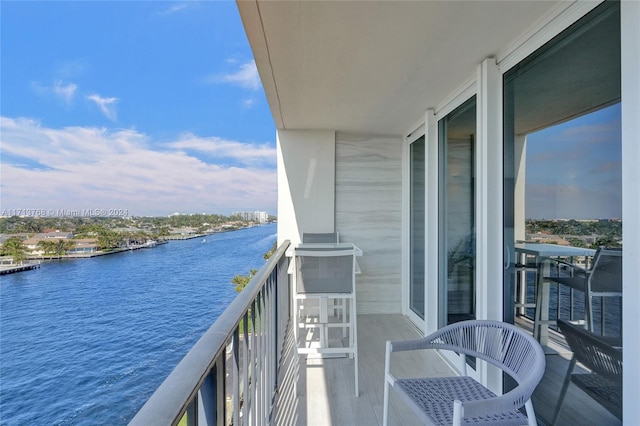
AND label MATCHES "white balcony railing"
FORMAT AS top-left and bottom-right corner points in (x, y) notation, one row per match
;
(130, 240), (291, 426)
